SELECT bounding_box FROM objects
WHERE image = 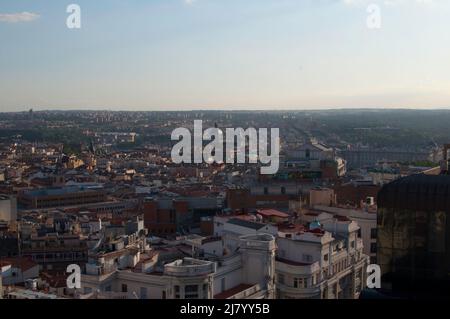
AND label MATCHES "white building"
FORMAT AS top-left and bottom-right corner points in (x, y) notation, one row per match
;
(308, 205), (377, 263)
(214, 214), (369, 299)
(80, 233), (276, 299)
(0, 195), (17, 224)
(0, 257), (40, 286)
(276, 220), (367, 299)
